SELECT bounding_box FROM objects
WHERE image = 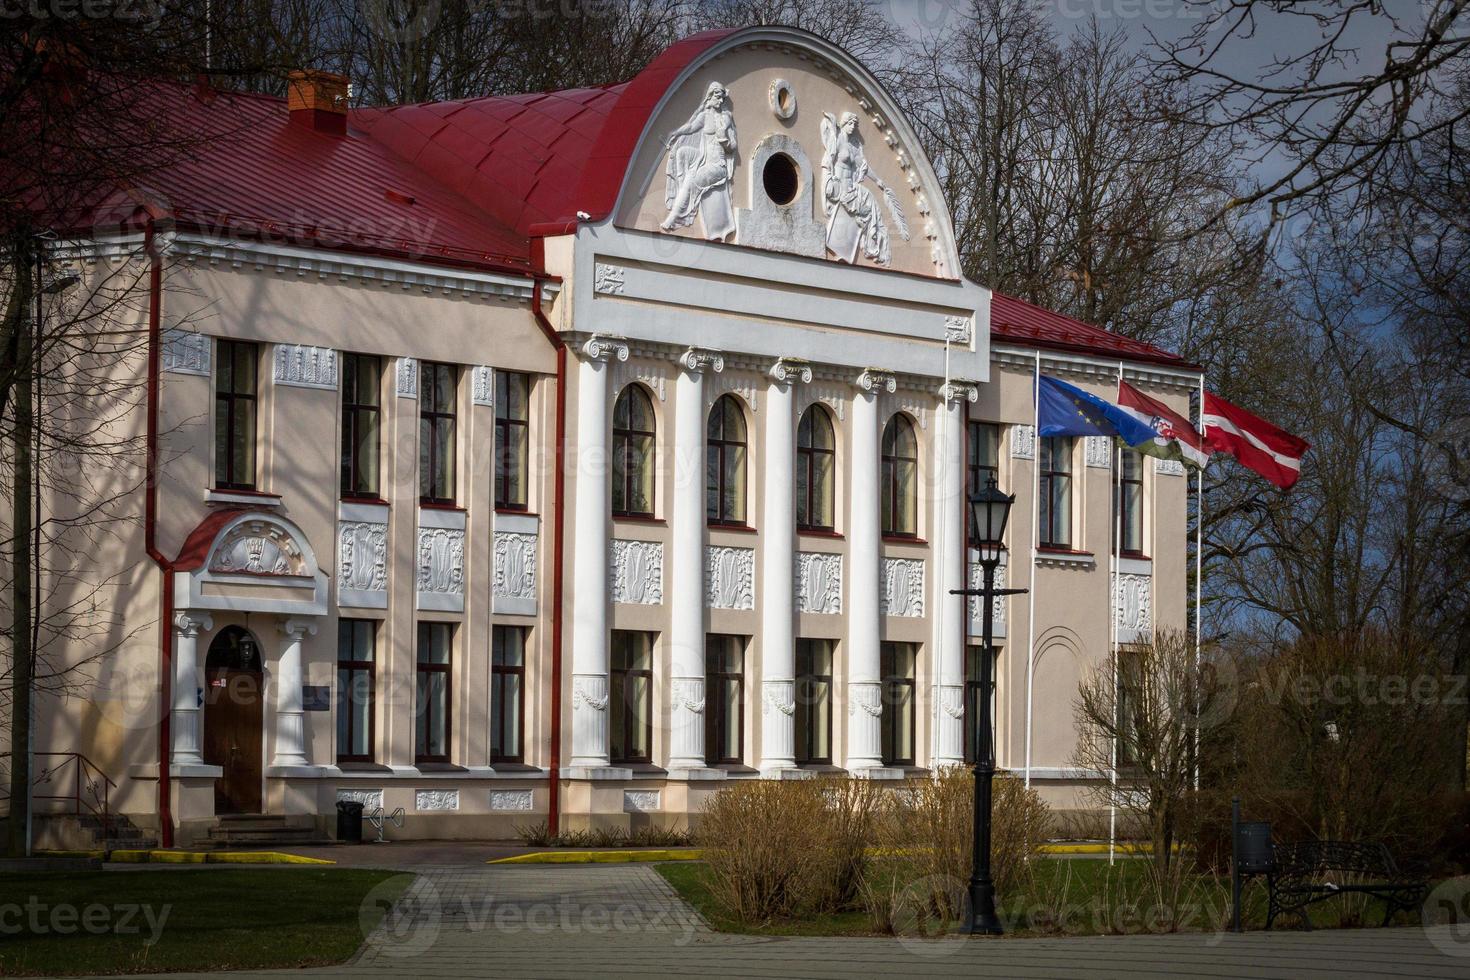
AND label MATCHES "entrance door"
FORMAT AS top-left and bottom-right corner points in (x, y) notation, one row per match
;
(203, 626), (264, 814)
